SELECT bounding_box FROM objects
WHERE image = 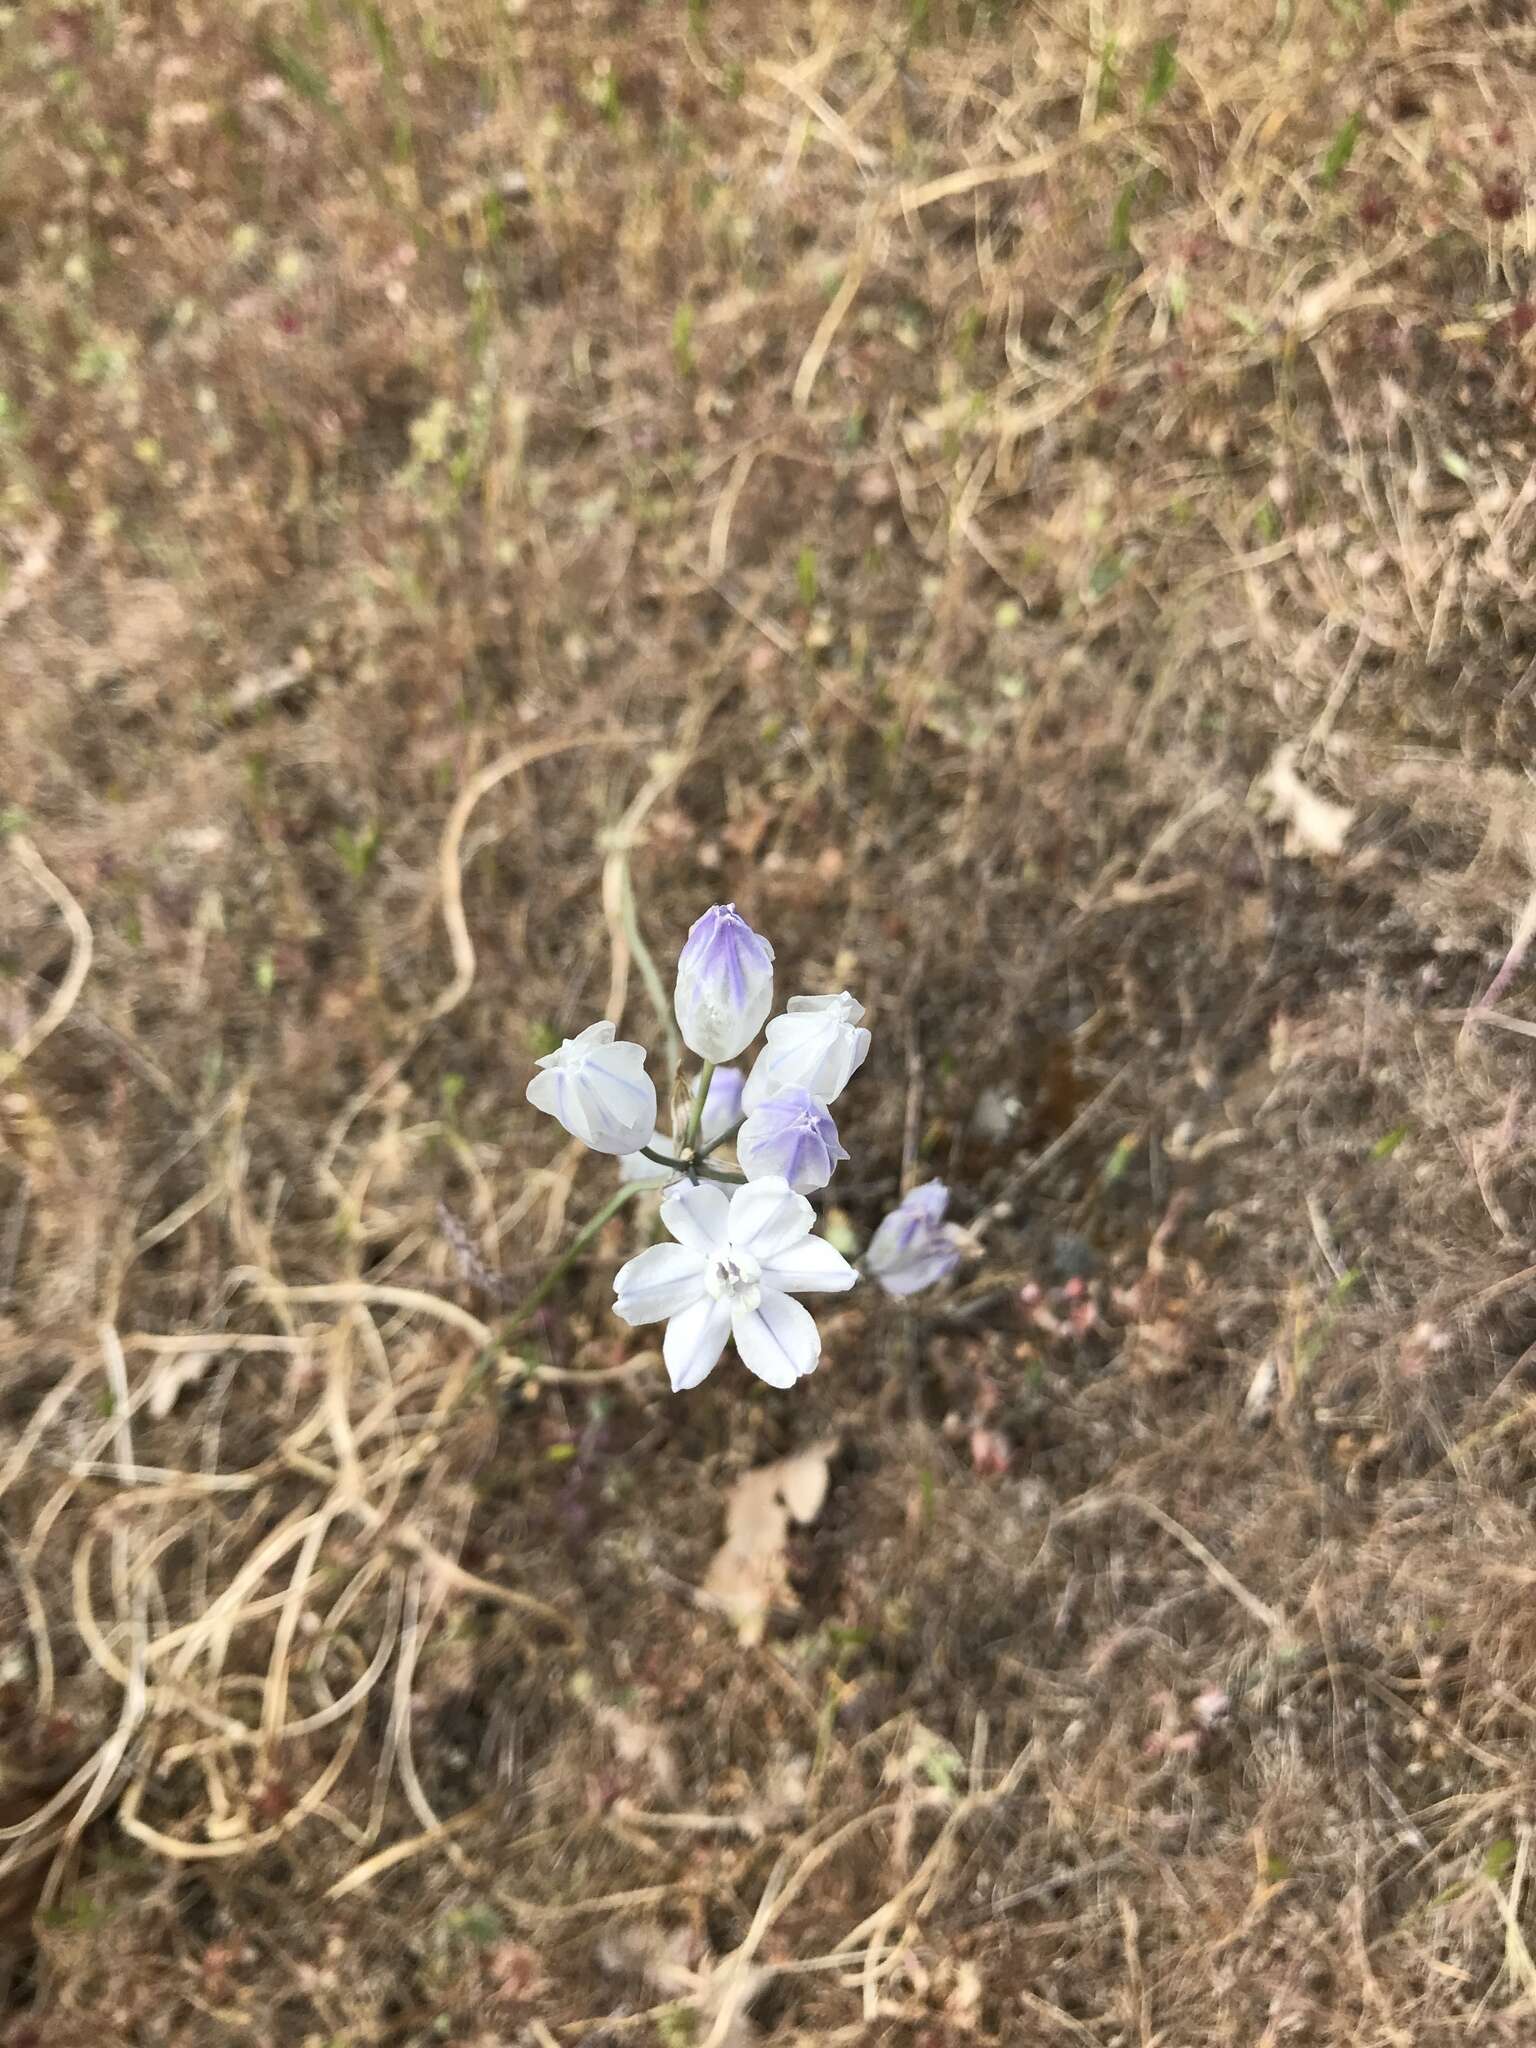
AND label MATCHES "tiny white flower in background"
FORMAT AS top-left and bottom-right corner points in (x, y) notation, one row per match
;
(525, 1020), (657, 1157)
(674, 903), (776, 1063)
(618, 1065), (745, 1187)
(613, 1177), (857, 1391)
(741, 991), (871, 1113)
(865, 1180), (964, 1297)
(737, 1086), (847, 1195)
